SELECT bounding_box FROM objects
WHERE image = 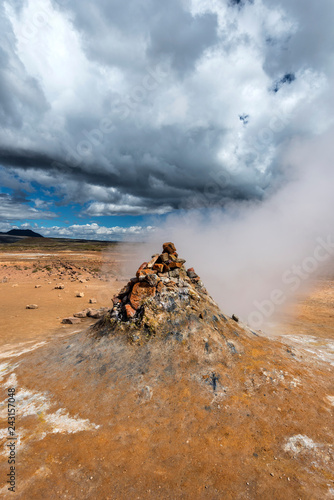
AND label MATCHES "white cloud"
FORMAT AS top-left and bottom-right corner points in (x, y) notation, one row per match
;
(0, 194), (57, 221)
(0, 0), (333, 215)
(40, 223), (156, 240)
